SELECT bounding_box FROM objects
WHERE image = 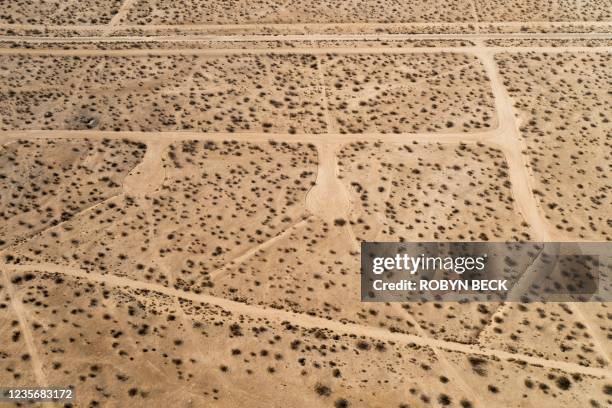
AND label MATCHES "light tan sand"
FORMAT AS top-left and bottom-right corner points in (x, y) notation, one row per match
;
(0, 2), (610, 407)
